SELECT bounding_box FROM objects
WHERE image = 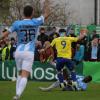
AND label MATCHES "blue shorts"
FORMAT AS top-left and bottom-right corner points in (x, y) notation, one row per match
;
(56, 57), (74, 71)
